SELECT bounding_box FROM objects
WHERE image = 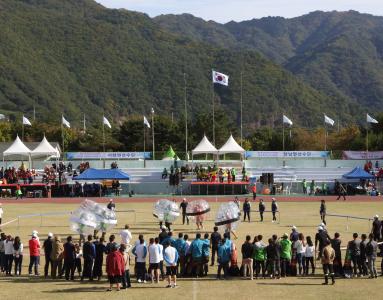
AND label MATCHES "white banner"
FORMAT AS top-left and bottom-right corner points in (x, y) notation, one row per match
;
(342, 151), (383, 160)
(66, 152), (151, 160)
(246, 151), (329, 159)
